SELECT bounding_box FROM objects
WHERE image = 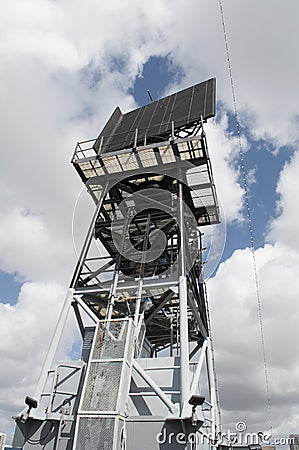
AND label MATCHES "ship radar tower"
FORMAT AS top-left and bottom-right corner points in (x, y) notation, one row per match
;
(13, 78), (222, 450)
